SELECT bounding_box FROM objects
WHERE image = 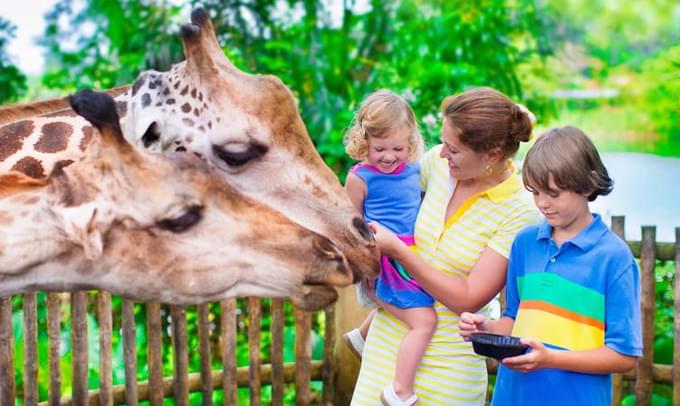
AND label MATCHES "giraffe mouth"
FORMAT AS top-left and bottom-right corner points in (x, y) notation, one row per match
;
(289, 284), (338, 311)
